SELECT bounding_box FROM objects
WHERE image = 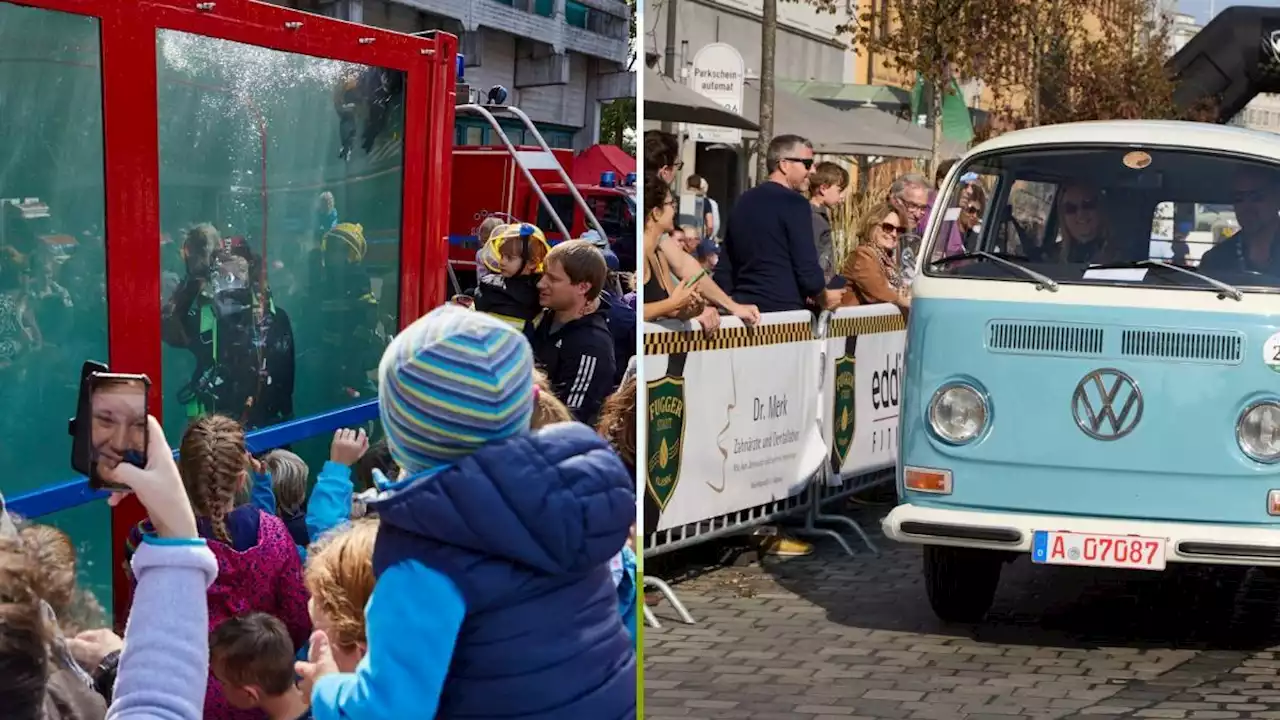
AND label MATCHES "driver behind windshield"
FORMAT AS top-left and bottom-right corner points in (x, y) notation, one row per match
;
(1037, 184), (1119, 265)
(1198, 167), (1280, 274)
